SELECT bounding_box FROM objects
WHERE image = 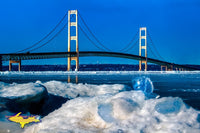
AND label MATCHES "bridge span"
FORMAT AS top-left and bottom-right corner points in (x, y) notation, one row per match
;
(0, 51), (198, 71)
(0, 10), (198, 71)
